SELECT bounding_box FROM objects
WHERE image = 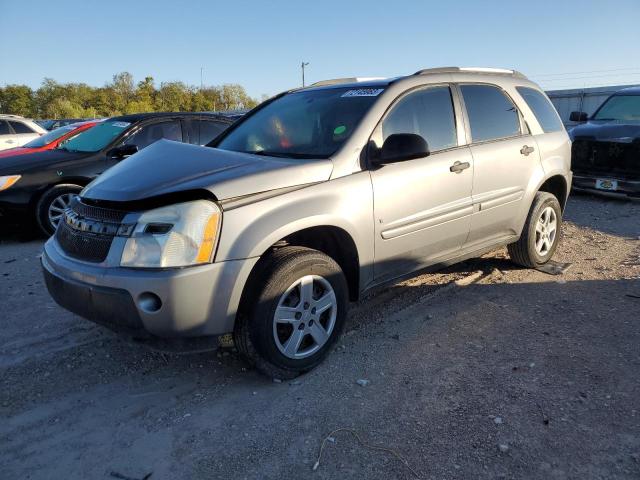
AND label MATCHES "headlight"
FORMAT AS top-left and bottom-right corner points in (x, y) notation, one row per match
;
(121, 200), (221, 268)
(0, 175), (21, 192)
